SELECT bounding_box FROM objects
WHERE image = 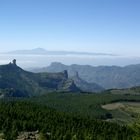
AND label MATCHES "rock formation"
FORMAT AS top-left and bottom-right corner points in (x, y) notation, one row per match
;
(12, 59), (16, 65)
